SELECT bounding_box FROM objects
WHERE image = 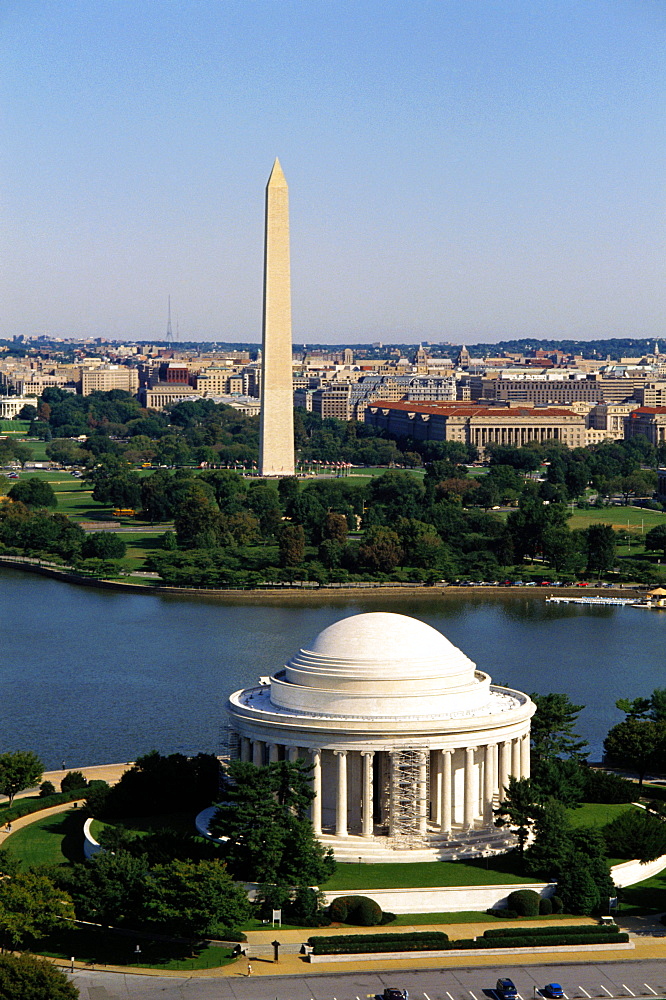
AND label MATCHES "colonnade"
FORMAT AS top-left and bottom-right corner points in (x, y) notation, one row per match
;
(238, 733), (530, 842)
